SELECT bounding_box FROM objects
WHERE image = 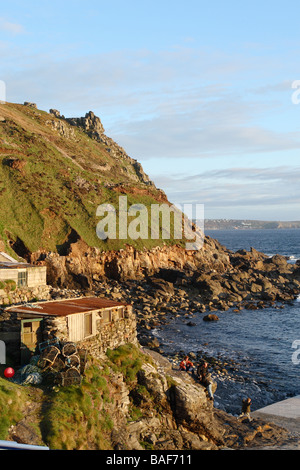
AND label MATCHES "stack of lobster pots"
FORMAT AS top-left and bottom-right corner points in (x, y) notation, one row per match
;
(37, 339), (87, 386)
